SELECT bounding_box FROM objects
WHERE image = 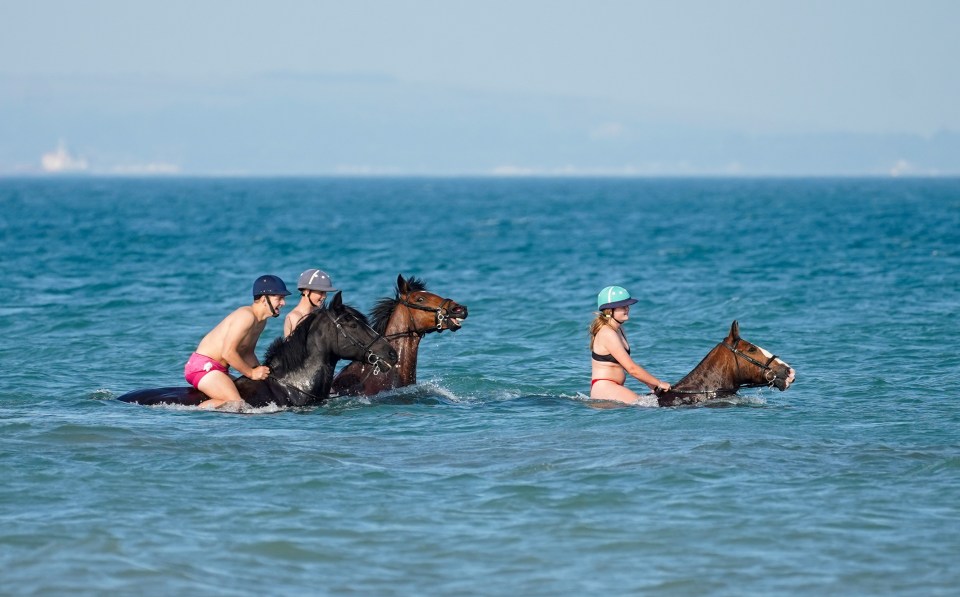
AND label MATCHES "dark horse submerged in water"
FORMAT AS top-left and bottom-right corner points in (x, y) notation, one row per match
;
(117, 293), (398, 408)
(331, 274), (468, 396)
(655, 321), (795, 407)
